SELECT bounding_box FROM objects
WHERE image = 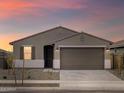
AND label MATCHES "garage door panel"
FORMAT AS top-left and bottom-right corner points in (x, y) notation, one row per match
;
(60, 48), (104, 70)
